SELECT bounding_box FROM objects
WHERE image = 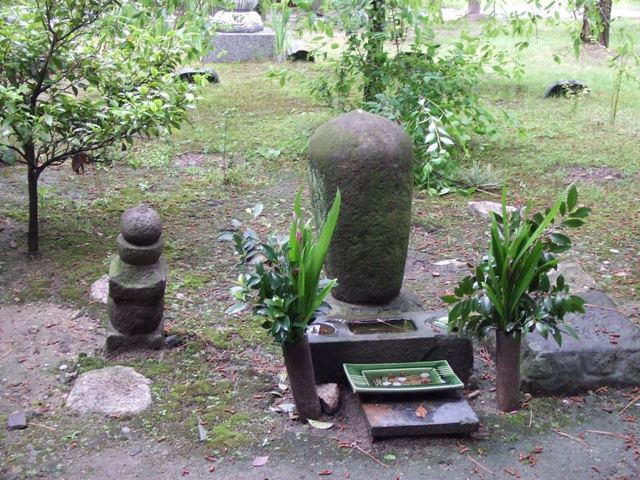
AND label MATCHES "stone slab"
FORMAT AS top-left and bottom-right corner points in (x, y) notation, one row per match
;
(309, 298), (473, 385)
(521, 290), (640, 394)
(205, 28), (275, 62)
(66, 366), (152, 416)
(360, 392), (479, 438)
